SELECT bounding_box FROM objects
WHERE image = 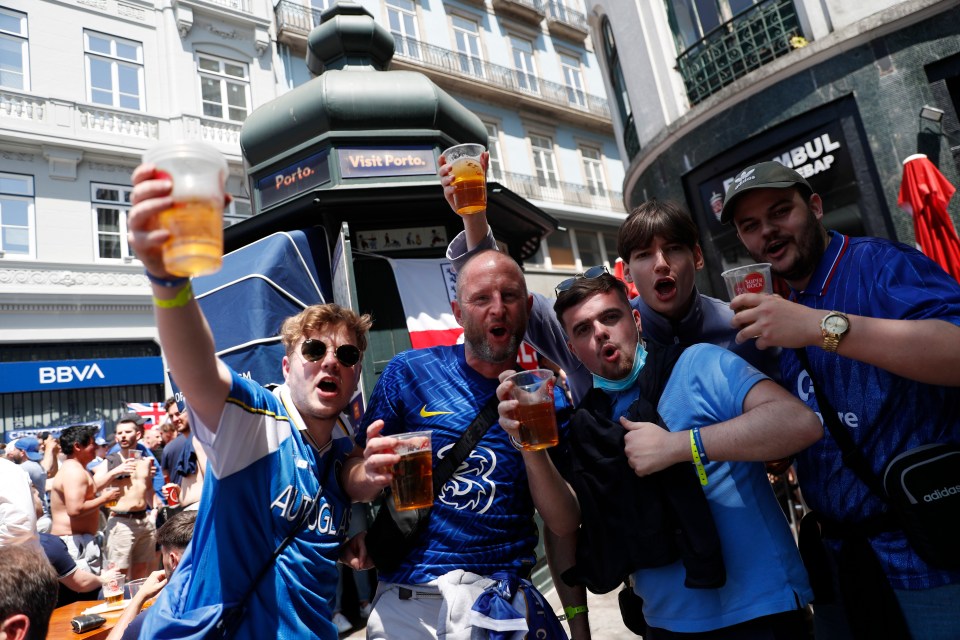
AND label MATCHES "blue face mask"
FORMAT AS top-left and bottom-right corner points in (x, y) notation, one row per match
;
(592, 340), (648, 392)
